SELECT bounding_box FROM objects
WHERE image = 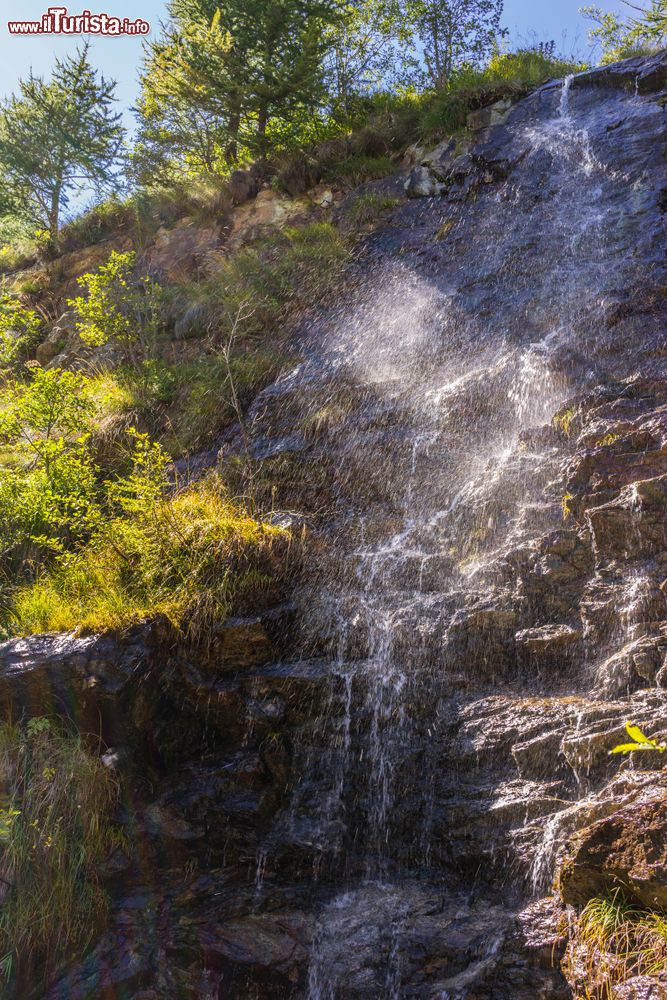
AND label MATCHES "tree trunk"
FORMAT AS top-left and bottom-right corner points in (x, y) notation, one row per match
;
(225, 110), (240, 164)
(257, 101), (268, 152)
(49, 183), (61, 244)
(431, 16), (443, 88)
